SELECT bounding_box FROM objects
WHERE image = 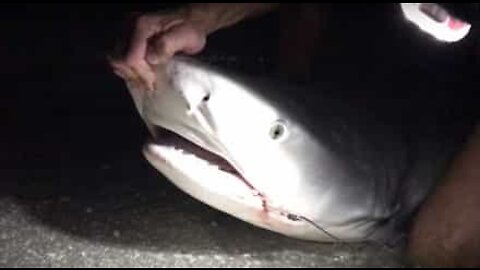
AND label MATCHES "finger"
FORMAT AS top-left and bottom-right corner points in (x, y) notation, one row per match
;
(132, 62), (157, 91)
(163, 24), (206, 55)
(110, 59), (156, 91)
(146, 24), (205, 65)
(125, 15), (163, 65)
(145, 17), (185, 64)
(110, 60), (137, 79)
